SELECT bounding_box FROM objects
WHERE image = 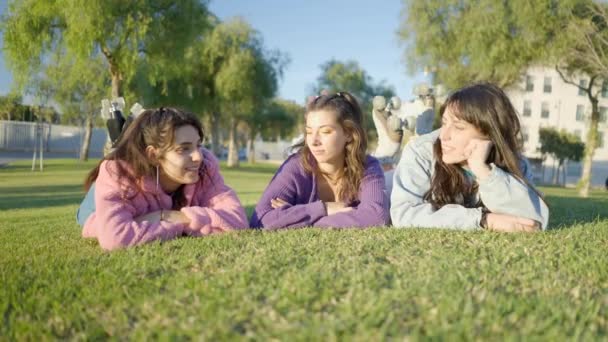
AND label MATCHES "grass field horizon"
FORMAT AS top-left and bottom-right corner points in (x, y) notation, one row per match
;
(1, 159), (607, 339)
